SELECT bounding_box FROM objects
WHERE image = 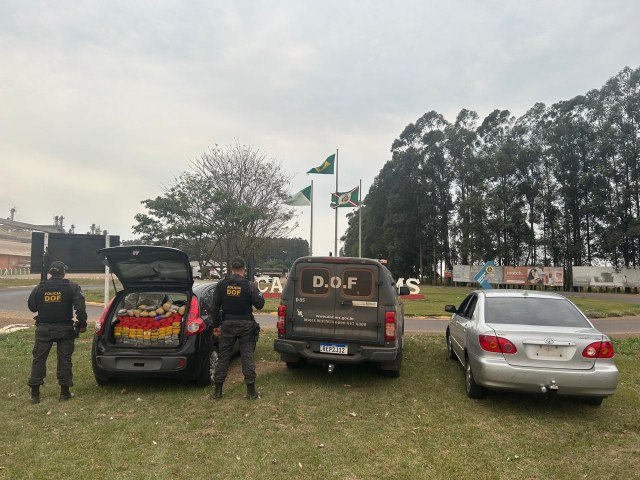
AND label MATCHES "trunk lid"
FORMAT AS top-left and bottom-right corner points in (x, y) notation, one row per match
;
(99, 245), (194, 291)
